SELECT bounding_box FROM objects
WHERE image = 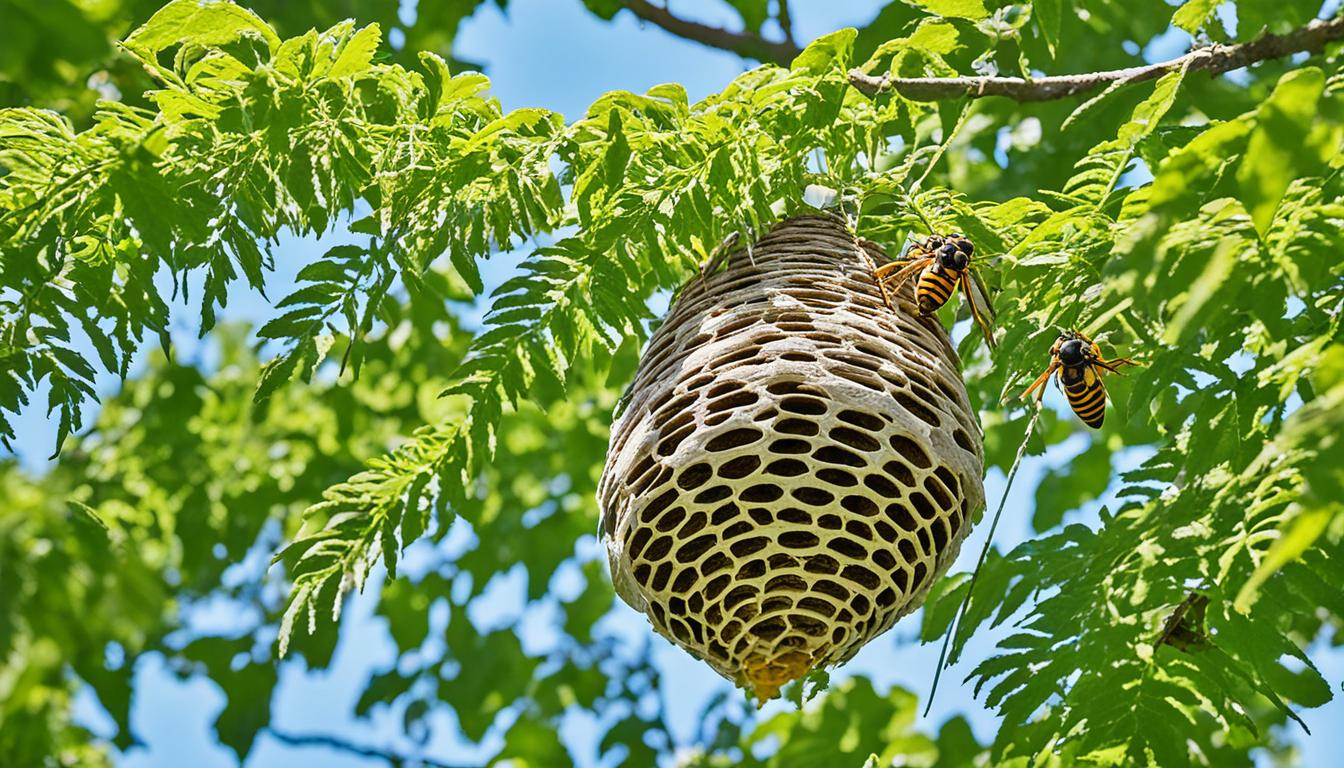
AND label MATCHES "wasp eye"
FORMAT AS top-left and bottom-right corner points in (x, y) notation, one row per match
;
(956, 239), (974, 256)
